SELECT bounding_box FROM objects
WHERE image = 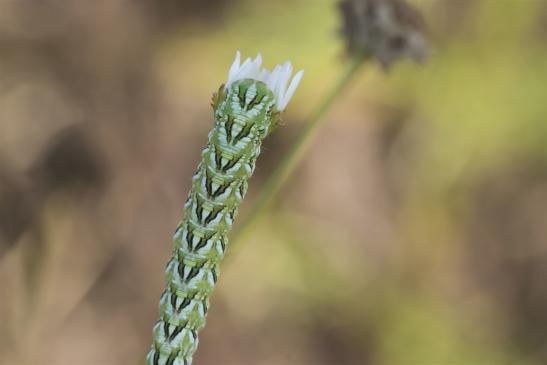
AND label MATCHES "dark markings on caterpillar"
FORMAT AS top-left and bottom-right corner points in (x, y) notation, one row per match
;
(225, 115), (235, 142)
(195, 233), (213, 251)
(238, 84), (248, 108)
(239, 183), (246, 198)
(186, 229), (195, 250)
(197, 260), (207, 270)
(177, 261), (185, 281)
(169, 325), (184, 342)
(193, 164), (201, 176)
(165, 258), (173, 272)
(186, 267), (200, 282)
(178, 320), (189, 330)
(221, 155), (242, 173)
(211, 182), (230, 198)
(219, 237), (226, 253)
(214, 148), (223, 170)
(178, 297), (192, 312)
(205, 170), (213, 196)
(246, 93), (265, 111)
(153, 346), (160, 365)
(233, 123), (254, 144)
(204, 207), (223, 225)
(166, 351), (179, 365)
(195, 200), (204, 223)
(170, 289), (178, 310)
